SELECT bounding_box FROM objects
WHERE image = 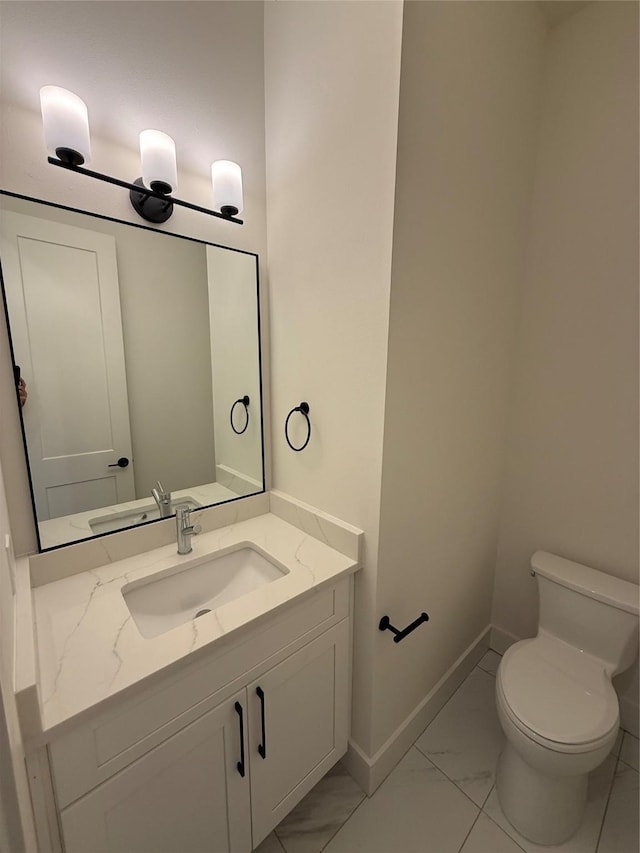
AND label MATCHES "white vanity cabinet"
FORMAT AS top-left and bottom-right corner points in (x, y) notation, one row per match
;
(46, 580), (352, 853)
(247, 622), (349, 843)
(60, 689), (252, 853)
